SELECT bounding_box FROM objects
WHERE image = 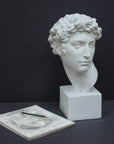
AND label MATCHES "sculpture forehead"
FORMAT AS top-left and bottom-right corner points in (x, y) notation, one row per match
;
(68, 32), (96, 42)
